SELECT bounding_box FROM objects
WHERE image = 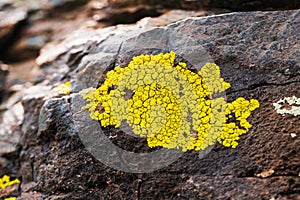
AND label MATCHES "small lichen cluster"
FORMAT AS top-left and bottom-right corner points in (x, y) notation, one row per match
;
(219, 97), (260, 148)
(0, 175), (20, 200)
(82, 52), (259, 151)
(0, 175), (20, 189)
(53, 81), (71, 95)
